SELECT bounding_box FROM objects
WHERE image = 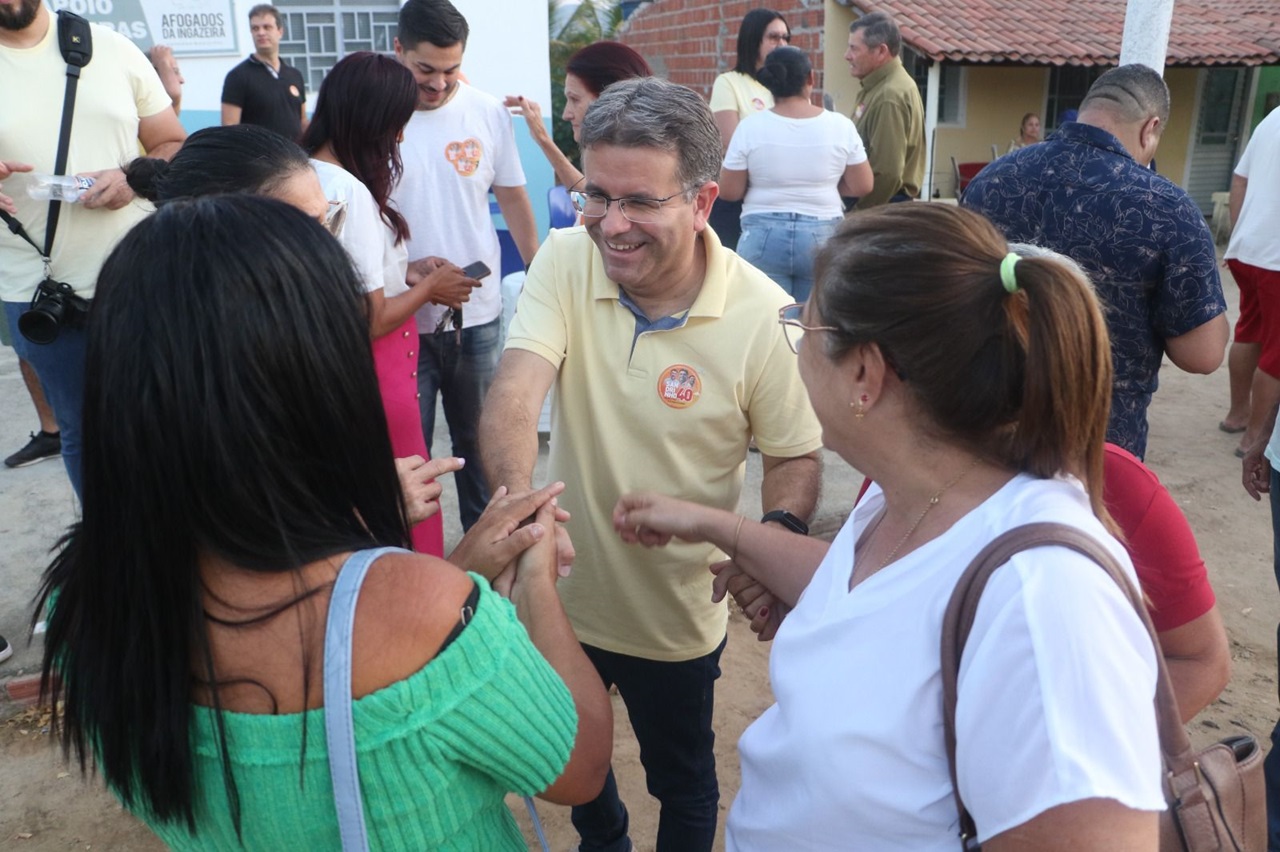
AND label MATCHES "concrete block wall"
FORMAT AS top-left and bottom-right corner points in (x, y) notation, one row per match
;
(617, 0), (830, 105)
